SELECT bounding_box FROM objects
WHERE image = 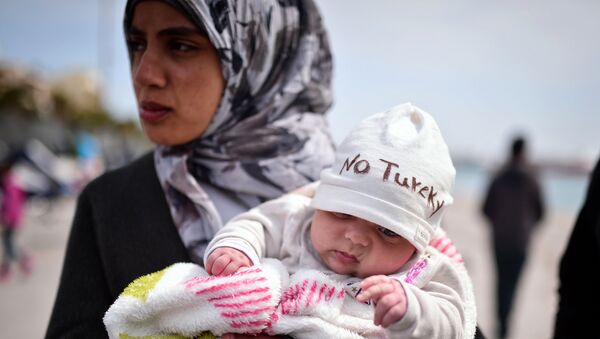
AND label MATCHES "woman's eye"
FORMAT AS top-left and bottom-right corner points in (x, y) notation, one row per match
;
(170, 41), (197, 52)
(126, 38), (145, 52)
(377, 226), (400, 237)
